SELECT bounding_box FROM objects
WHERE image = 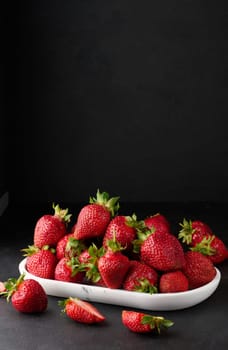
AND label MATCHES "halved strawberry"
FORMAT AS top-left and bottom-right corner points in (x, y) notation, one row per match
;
(59, 297), (105, 324)
(122, 310), (174, 334)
